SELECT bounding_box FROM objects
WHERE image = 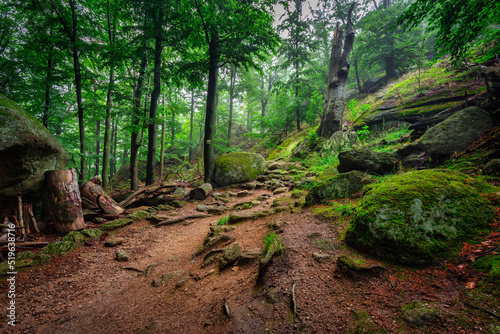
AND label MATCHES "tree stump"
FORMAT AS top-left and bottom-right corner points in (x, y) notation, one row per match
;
(45, 169), (85, 233)
(80, 176), (124, 215)
(189, 183), (213, 200)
